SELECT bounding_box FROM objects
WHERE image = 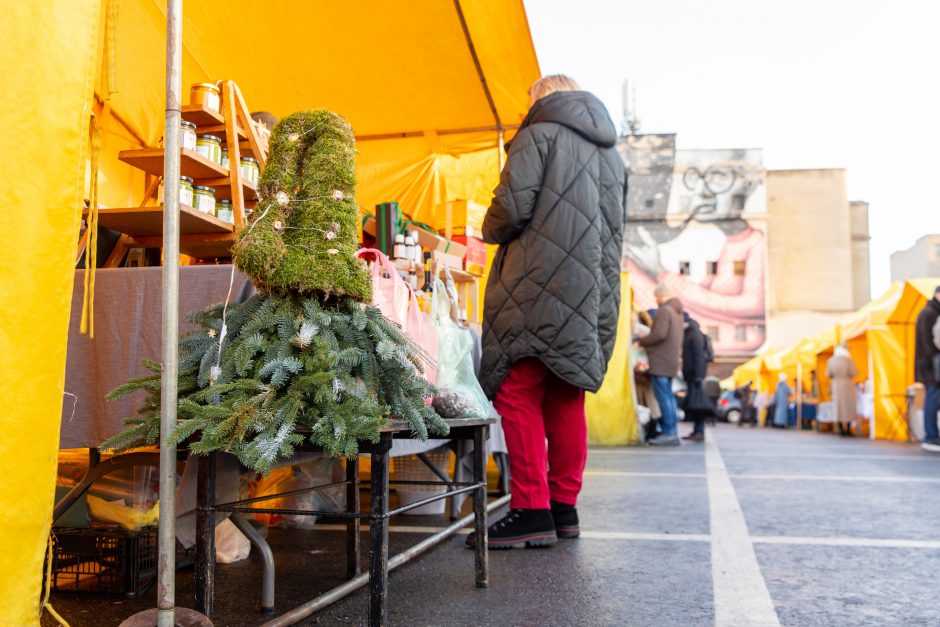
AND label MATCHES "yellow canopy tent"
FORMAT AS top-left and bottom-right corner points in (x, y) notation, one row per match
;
(0, 2), (540, 622)
(779, 338), (817, 393)
(833, 283), (907, 440)
(734, 354), (764, 389)
(585, 273), (641, 445)
(886, 279), (939, 391)
(810, 326), (839, 401)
